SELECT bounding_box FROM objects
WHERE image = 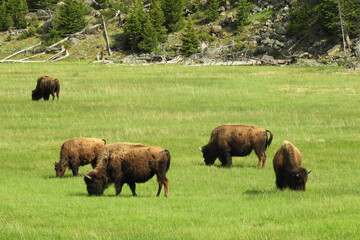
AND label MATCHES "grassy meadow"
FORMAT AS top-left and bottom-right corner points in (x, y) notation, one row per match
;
(0, 63), (359, 239)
